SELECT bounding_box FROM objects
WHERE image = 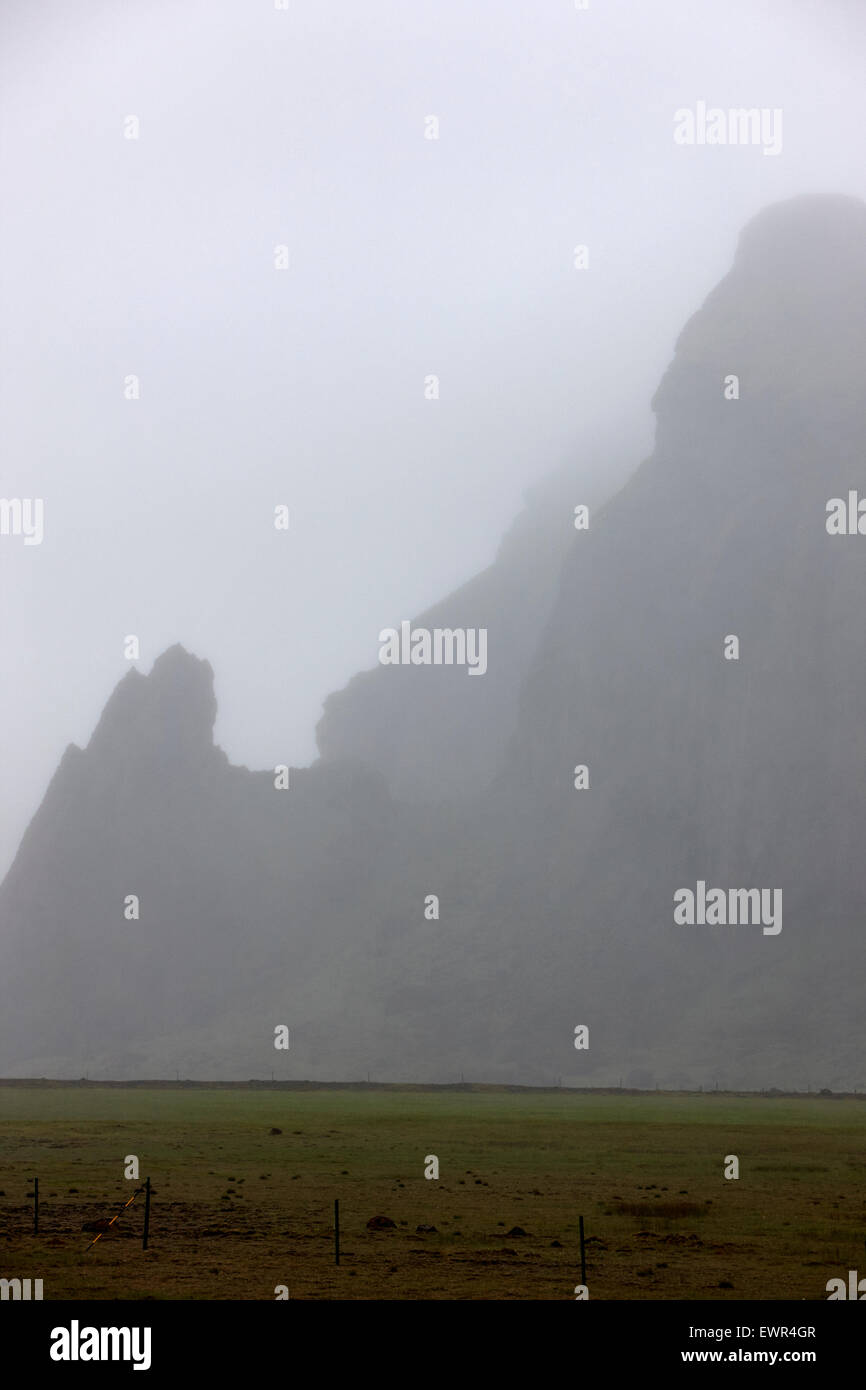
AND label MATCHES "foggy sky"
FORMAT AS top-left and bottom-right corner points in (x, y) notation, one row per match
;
(1, 0), (864, 879)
